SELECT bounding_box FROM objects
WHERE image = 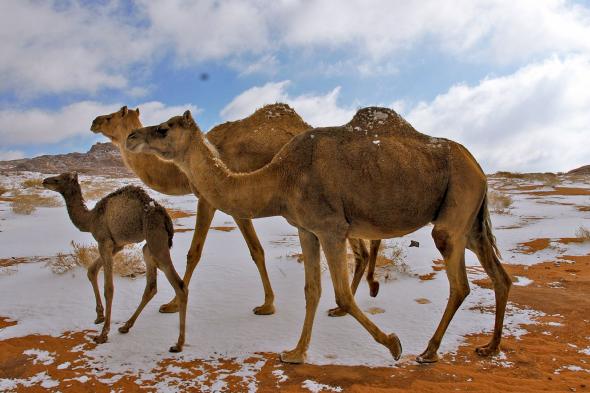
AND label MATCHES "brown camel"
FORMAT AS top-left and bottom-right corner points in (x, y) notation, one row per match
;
(126, 107), (511, 364)
(91, 105), (381, 317)
(43, 172), (188, 352)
